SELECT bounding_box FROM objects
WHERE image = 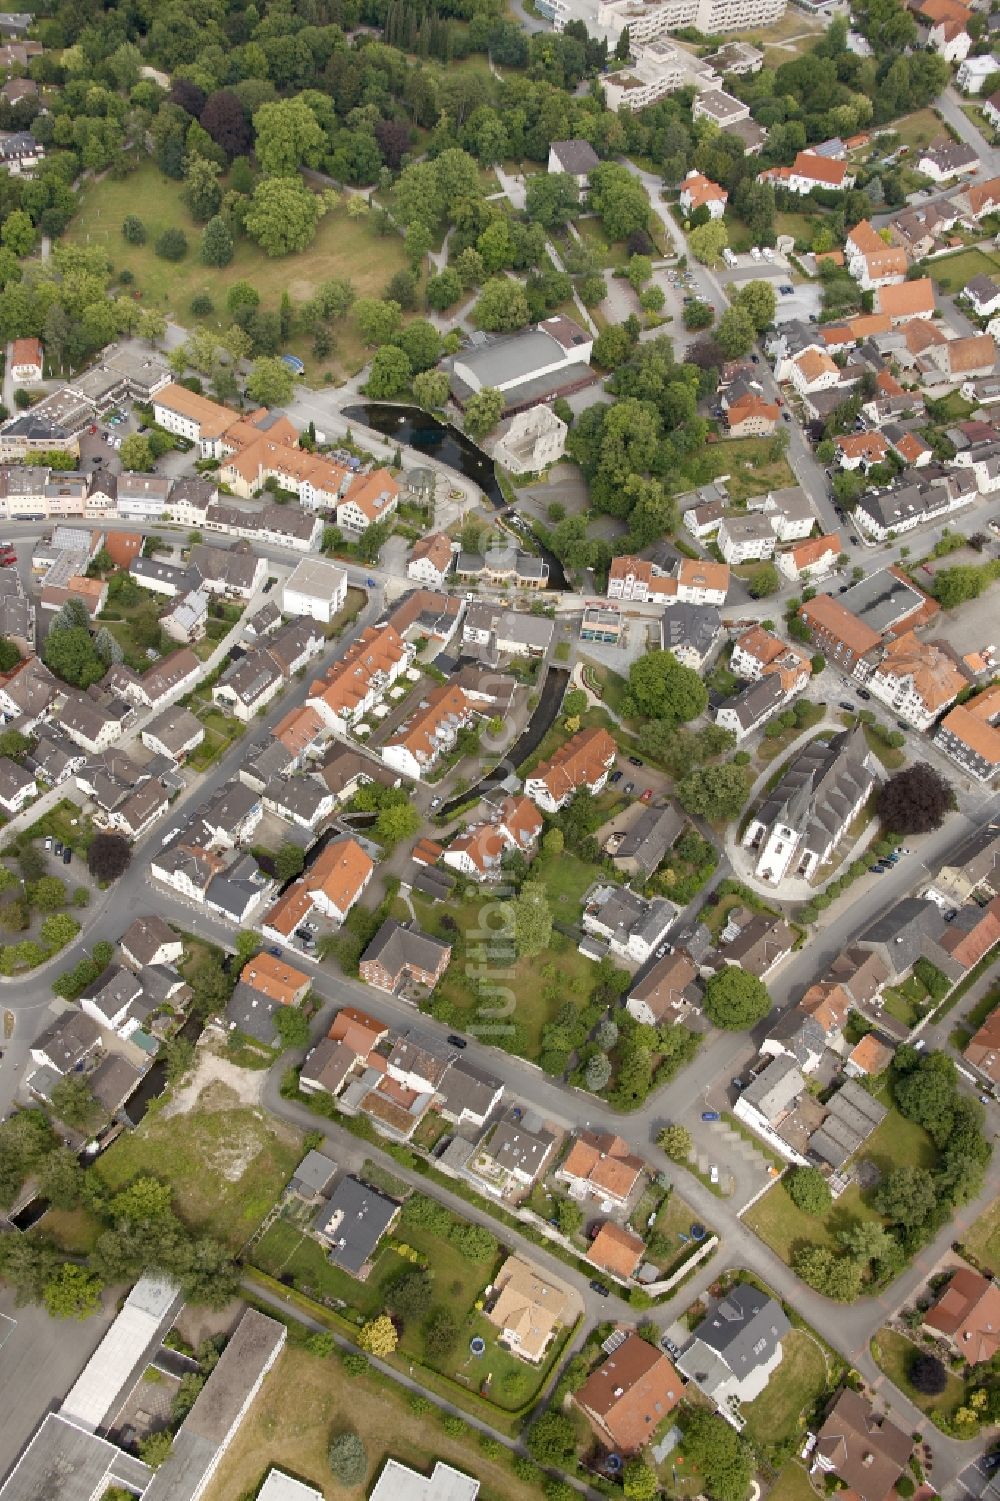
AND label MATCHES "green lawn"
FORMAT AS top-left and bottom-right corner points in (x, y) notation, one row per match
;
(772, 210), (824, 249)
(766, 1463), (824, 1501)
(742, 1329), (830, 1446)
(531, 845), (602, 912)
(67, 160), (410, 385)
(871, 1328), (966, 1422)
(962, 1198), (1000, 1272)
(757, 704), (826, 765)
(745, 1108), (936, 1264)
(96, 1093), (303, 1250)
(38, 1206), (103, 1254)
(573, 215), (647, 269)
(930, 391), (975, 422)
(927, 247), (1000, 296)
(890, 107), (946, 152)
(882, 985), (921, 1029)
(391, 887), (596, 1060)
(863, 724), (906, 771)
(580, 661), (631, 720)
